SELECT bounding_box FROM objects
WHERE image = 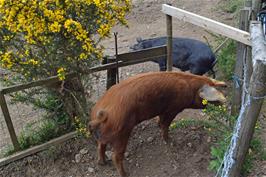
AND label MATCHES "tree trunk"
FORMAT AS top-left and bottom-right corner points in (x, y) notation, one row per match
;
(59, 76), (88, 127)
